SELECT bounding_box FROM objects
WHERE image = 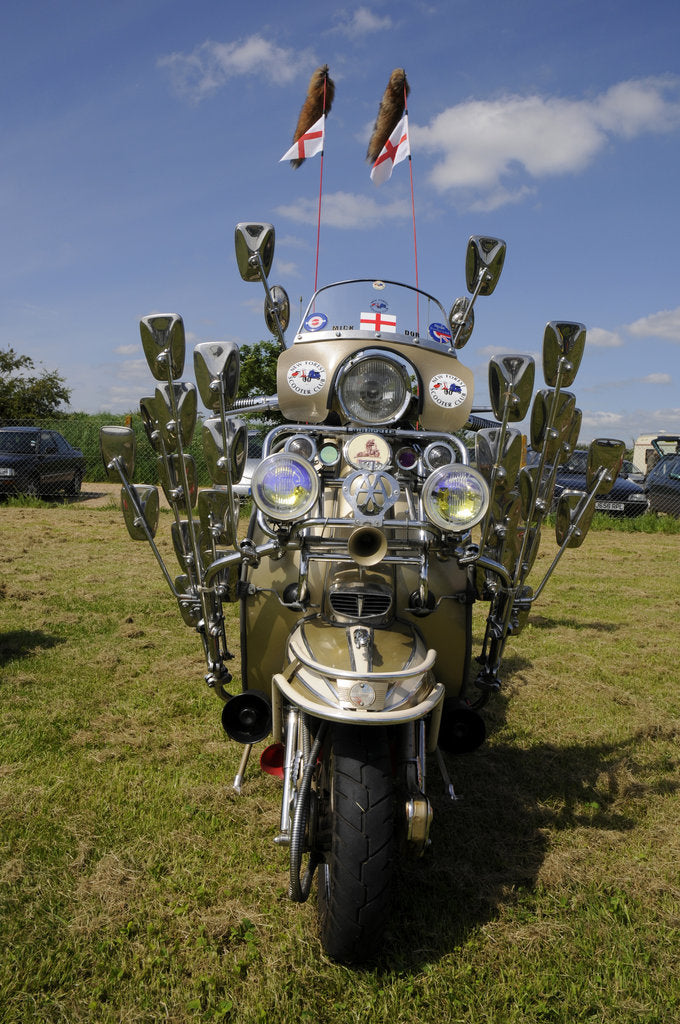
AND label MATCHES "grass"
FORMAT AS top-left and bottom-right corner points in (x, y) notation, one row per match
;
(1, 502), (679, 1023)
